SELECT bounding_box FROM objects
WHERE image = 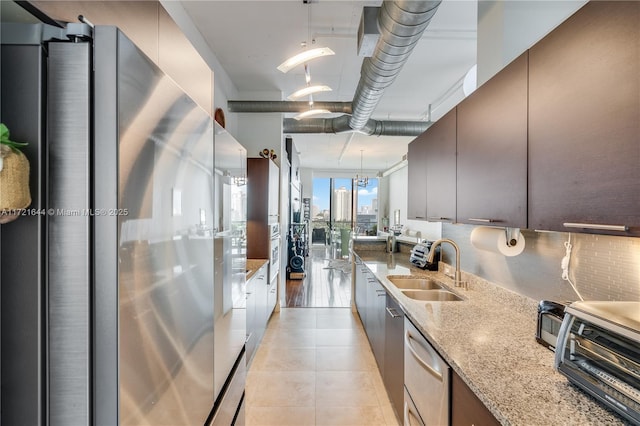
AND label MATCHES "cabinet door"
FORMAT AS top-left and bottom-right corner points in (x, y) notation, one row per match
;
(425, 108), (457, 222)
(268, 160), (279, 218)
(451, 371), (499, 426)
(247, 158), (270, 259)
(528, 2), (640, 236)
(253, 267), (268, 347)
(457, 52), (528, 228)
(354, 260), (367, 325)
(384, 295), (404, 422)
(366, 278), (386, 374)
(266, 276), (277, 320)
(245, 281), (257, 364)
(407, 137), (428, 220)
